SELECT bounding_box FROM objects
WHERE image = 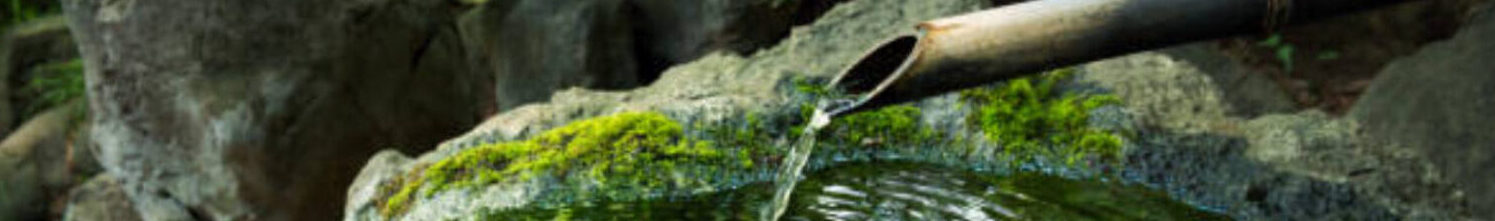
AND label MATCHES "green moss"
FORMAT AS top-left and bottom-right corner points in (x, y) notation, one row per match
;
(378, 163), (429, 218)
(381, 112), (739, 218)
(959, 68), (1123, 166)
(818, 105), (937, 147)
(791, 77), (938, 148)
(381, 179), (419, 217)
(25, 59), (86, 118)
(700, 113), (775, 168)
(792, 77), (836, 98)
